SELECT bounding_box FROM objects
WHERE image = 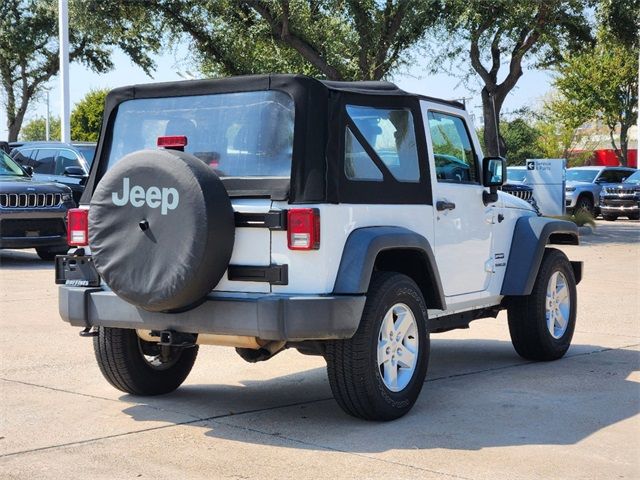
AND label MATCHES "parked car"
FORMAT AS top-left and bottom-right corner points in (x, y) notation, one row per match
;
(10, 142), (90, 204)
(565, 166), (636, 216)
(598, 169), (640, 221)
(506, 166), (528, 184)
(0, 150), (74, 260)
(56, 75), (582, 421)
